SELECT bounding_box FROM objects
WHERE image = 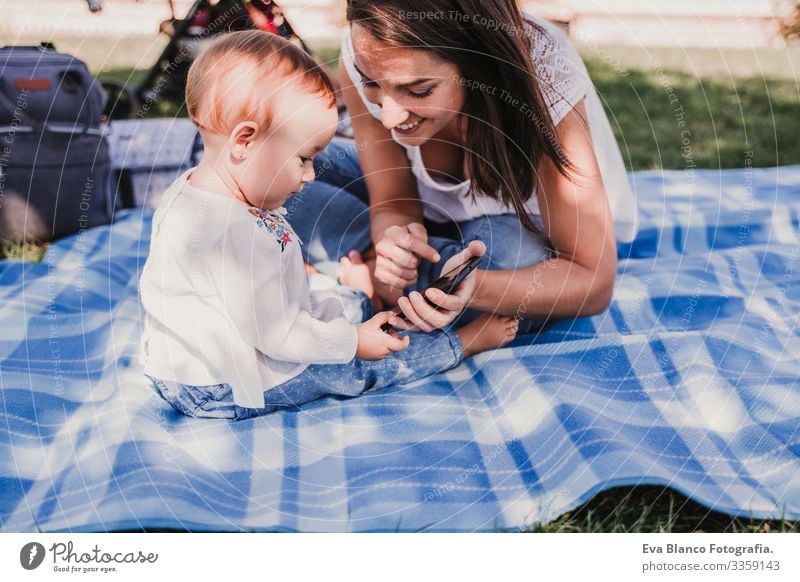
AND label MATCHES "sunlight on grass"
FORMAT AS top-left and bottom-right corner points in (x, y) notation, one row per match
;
(587, 60), (800, 171)
(1, 240), (49, 262)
